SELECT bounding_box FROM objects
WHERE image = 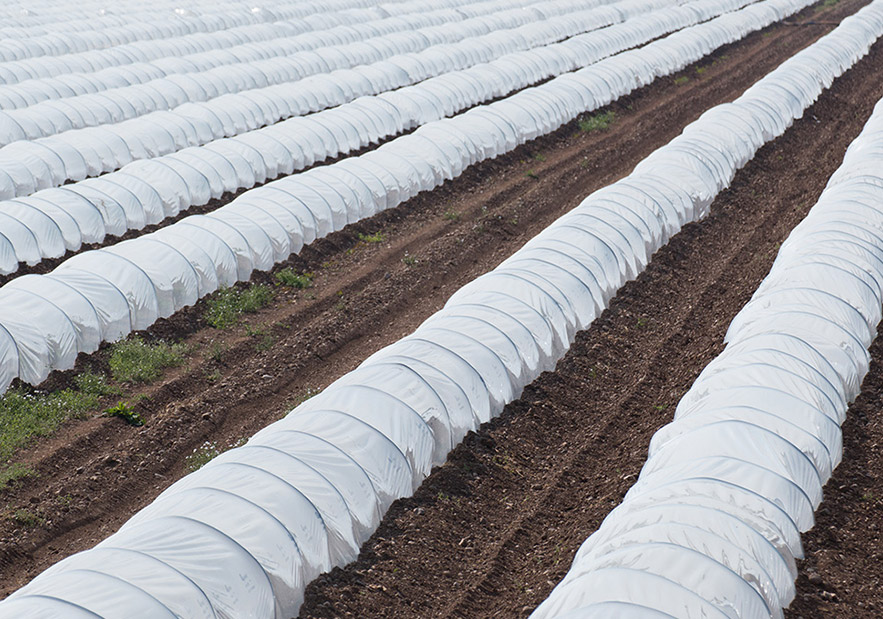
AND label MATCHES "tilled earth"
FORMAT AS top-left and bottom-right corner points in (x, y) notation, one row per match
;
(0, 0), (880, 615)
